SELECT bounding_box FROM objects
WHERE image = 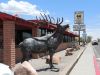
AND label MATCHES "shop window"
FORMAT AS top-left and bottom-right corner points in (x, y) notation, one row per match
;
(41, 28), (46, 36)
(40, 28), (53, 36)
(15, 30), (32, 47)
(47, 29), (53, 34)
(63, 35), (72, 42)
(23, 32), (32, 40)
(63, 35), (69, 42)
